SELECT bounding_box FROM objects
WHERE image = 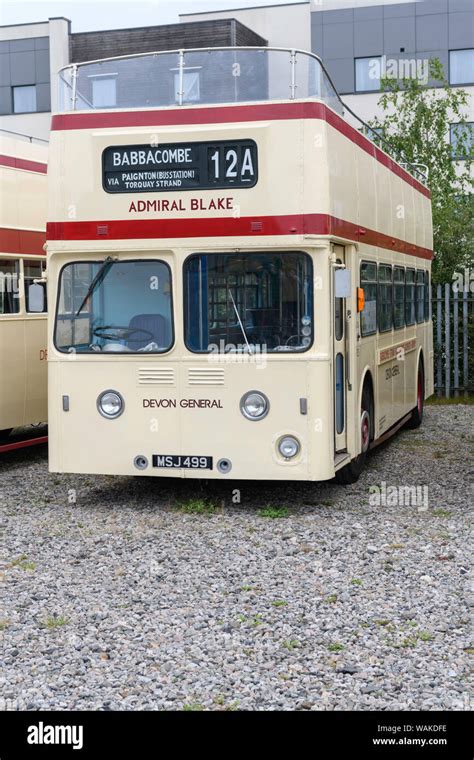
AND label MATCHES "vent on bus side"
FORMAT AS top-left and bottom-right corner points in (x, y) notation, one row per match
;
(137, 367), (175, 386)
(188, 367), (225, 386)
